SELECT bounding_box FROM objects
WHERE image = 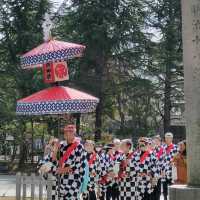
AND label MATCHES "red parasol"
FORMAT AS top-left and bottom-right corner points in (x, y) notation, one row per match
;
(16, 86), (99, 115)
(20, 39), (86, 69)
